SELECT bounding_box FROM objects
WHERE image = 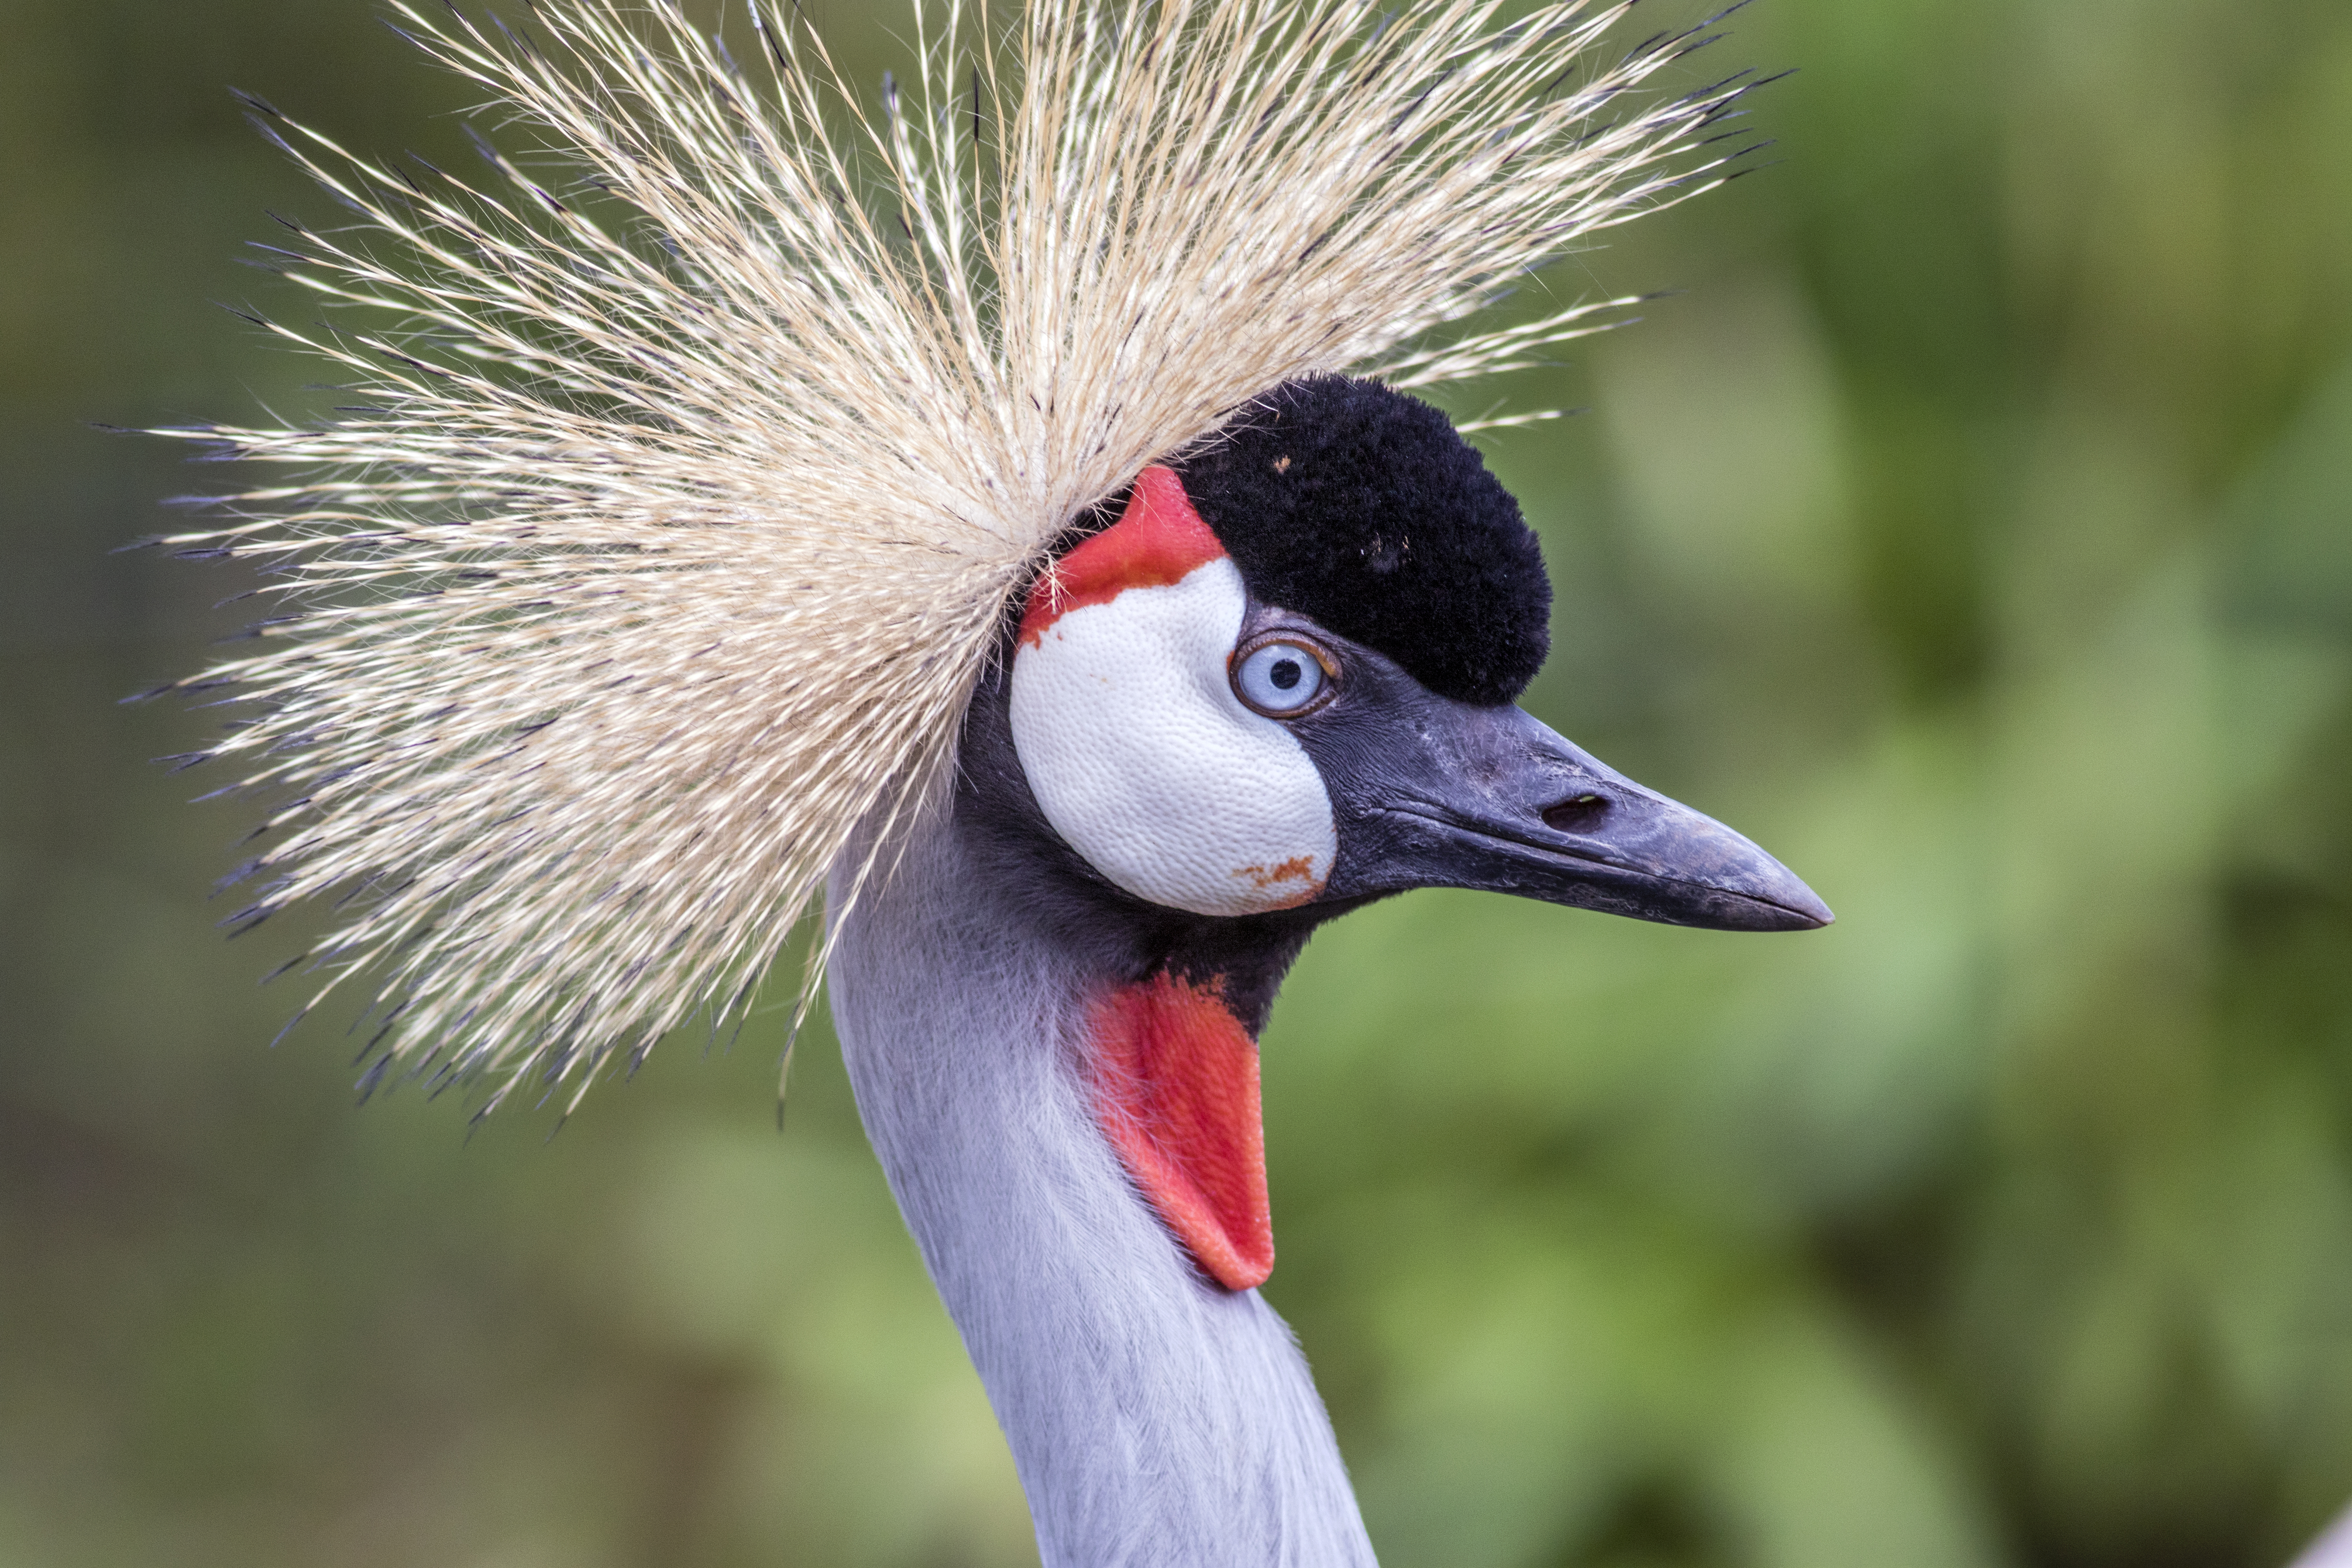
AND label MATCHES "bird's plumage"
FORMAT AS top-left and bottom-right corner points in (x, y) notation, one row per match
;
(145, 0), (1759, 1109)
(147, 9), (1836, 1560)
